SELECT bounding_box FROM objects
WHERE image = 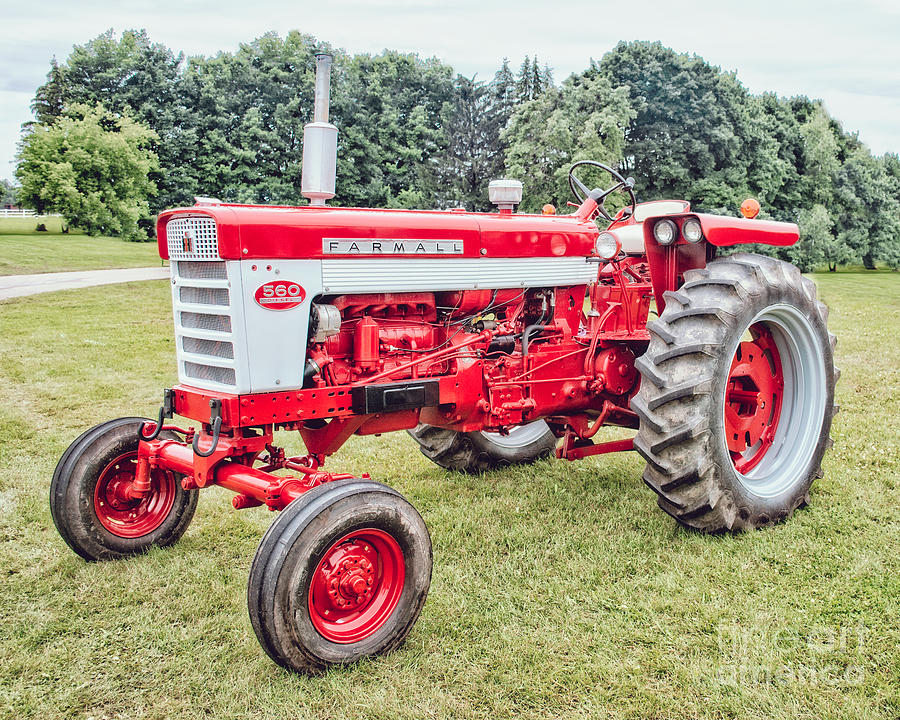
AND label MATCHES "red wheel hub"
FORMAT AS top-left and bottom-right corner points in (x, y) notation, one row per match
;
(725, 323), (784, 473)
(309, 528), (405, 644)
(93, 452), (177, 538)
